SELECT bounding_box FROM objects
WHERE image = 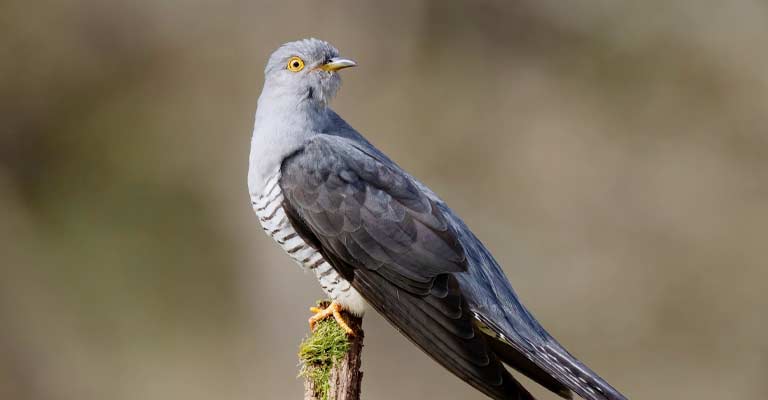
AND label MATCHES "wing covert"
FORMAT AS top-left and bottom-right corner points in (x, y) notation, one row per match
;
(280, 135), (467, 295)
